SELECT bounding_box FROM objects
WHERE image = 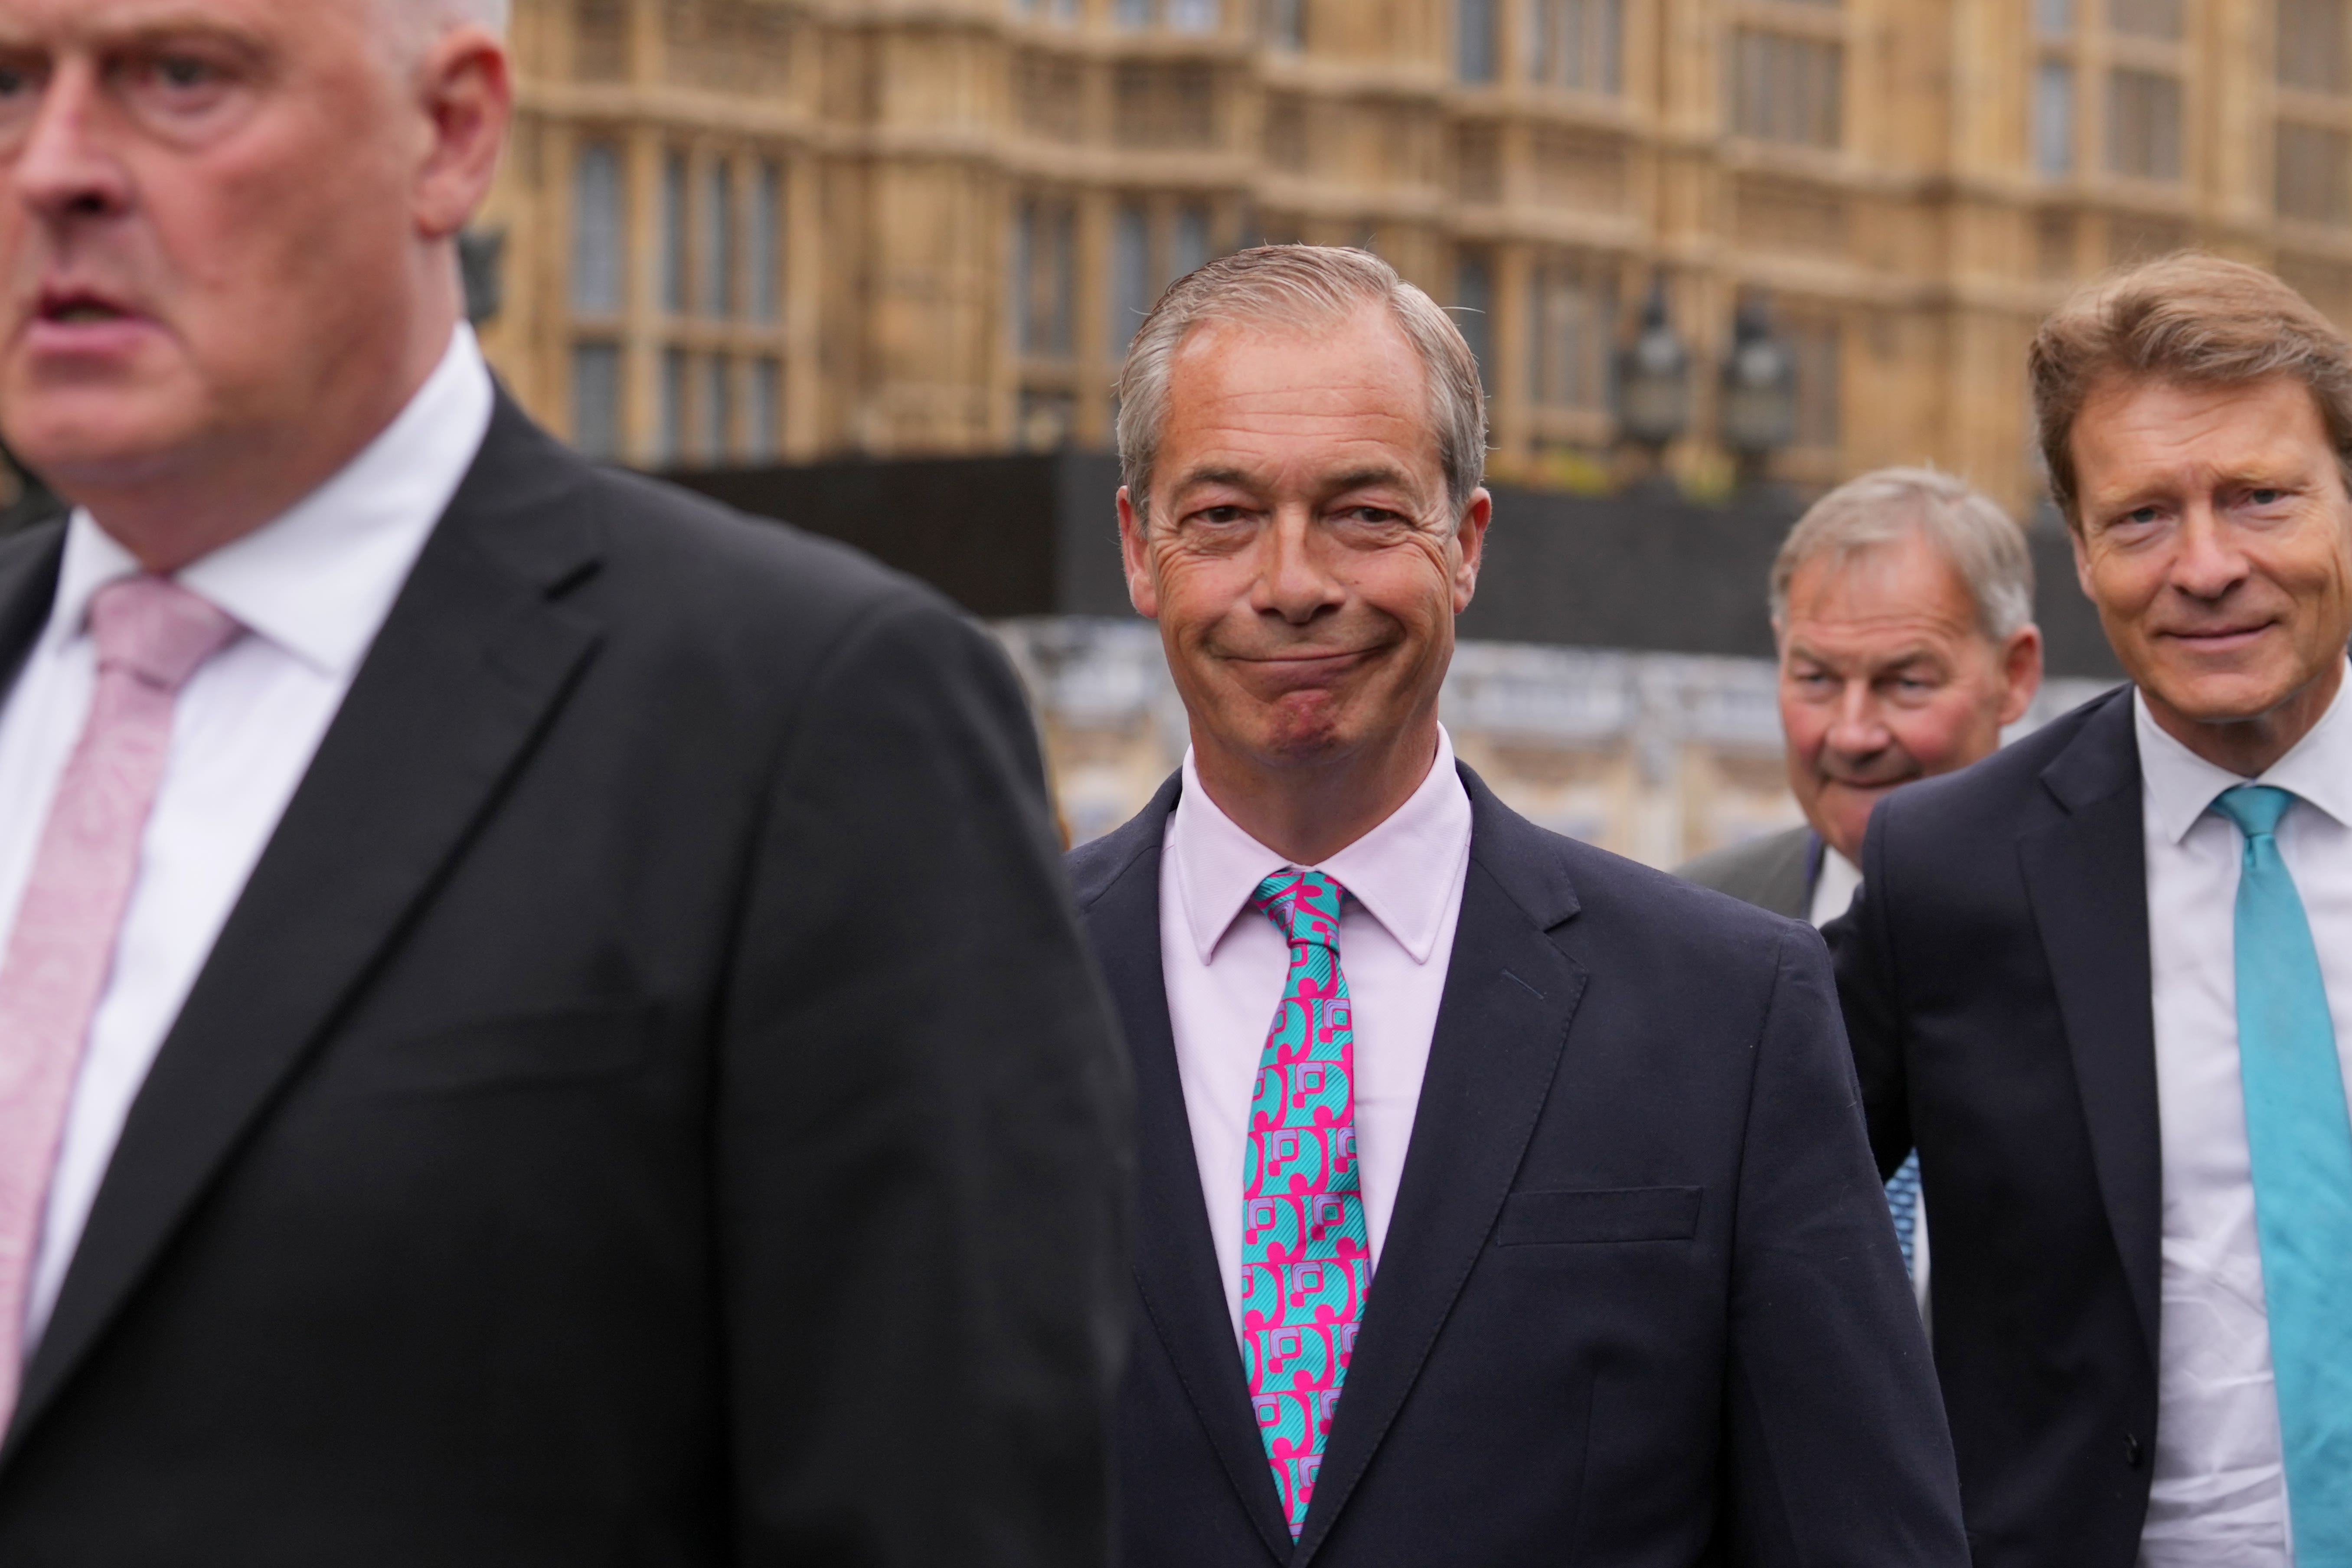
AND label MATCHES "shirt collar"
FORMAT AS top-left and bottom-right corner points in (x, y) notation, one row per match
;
(2134, 664), (2352, 844)
(1166, 725), (1474, 966)
(46, 324), (495, 678)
